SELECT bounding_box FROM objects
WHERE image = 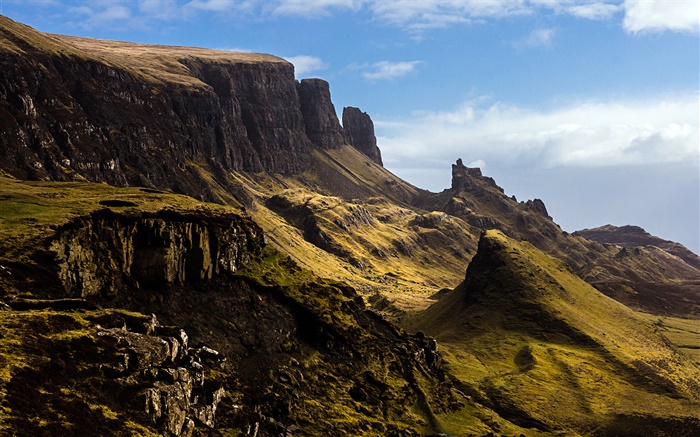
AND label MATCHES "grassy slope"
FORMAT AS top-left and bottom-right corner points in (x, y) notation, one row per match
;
(212, 146), (479, 314)
(0, 15), (287, 89)
(0, 174), (240, 295)
(404, 230), (700, 435)
(0, 173), (543, 436)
